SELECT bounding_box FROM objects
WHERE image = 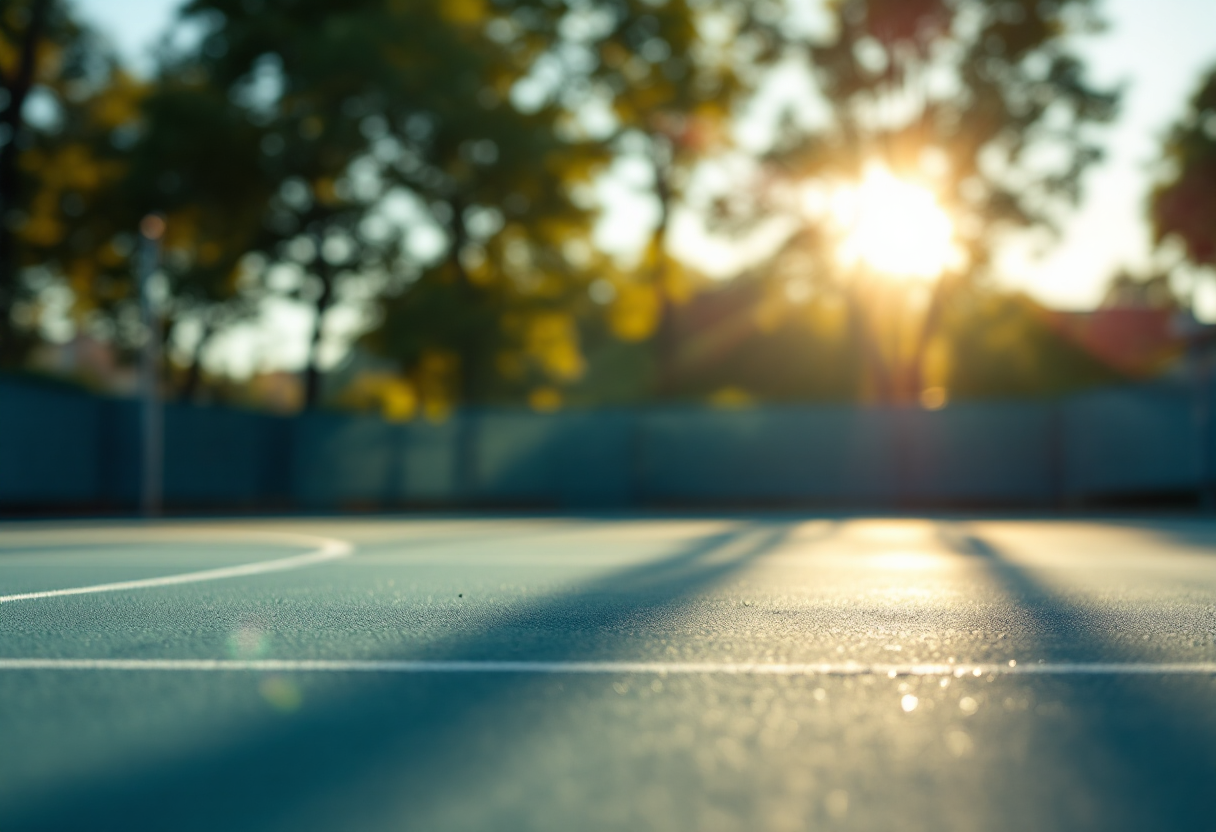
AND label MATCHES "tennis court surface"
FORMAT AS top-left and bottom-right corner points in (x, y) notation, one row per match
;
(2, 515), (1215, 831)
